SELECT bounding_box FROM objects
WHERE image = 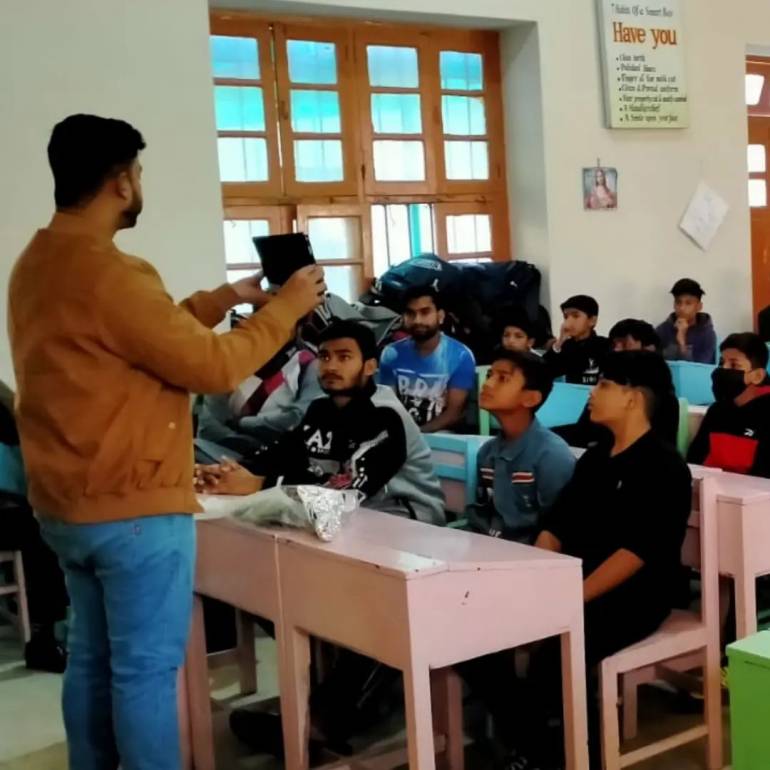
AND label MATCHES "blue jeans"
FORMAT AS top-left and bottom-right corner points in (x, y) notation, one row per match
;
(40, 514), (195, 770)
